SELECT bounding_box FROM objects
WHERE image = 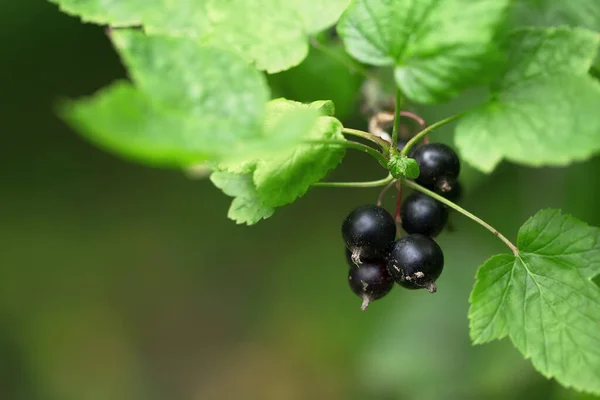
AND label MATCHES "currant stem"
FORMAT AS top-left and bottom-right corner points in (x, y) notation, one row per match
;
(402, 179), (519, 256)
(377, 180), (396, 206)
(390, 90), (404, 156)
(400, 112), (465, 157)
(400, 111), (426, 129)
(426, 282), (437, 293)
(342, 128), (390, 151)
(394, 180), (403, 225)
(370, 111), (426, 136)
(360, 297), (370, 311)
(305, 139), (387, 167)
(313, 174), (394, 188)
